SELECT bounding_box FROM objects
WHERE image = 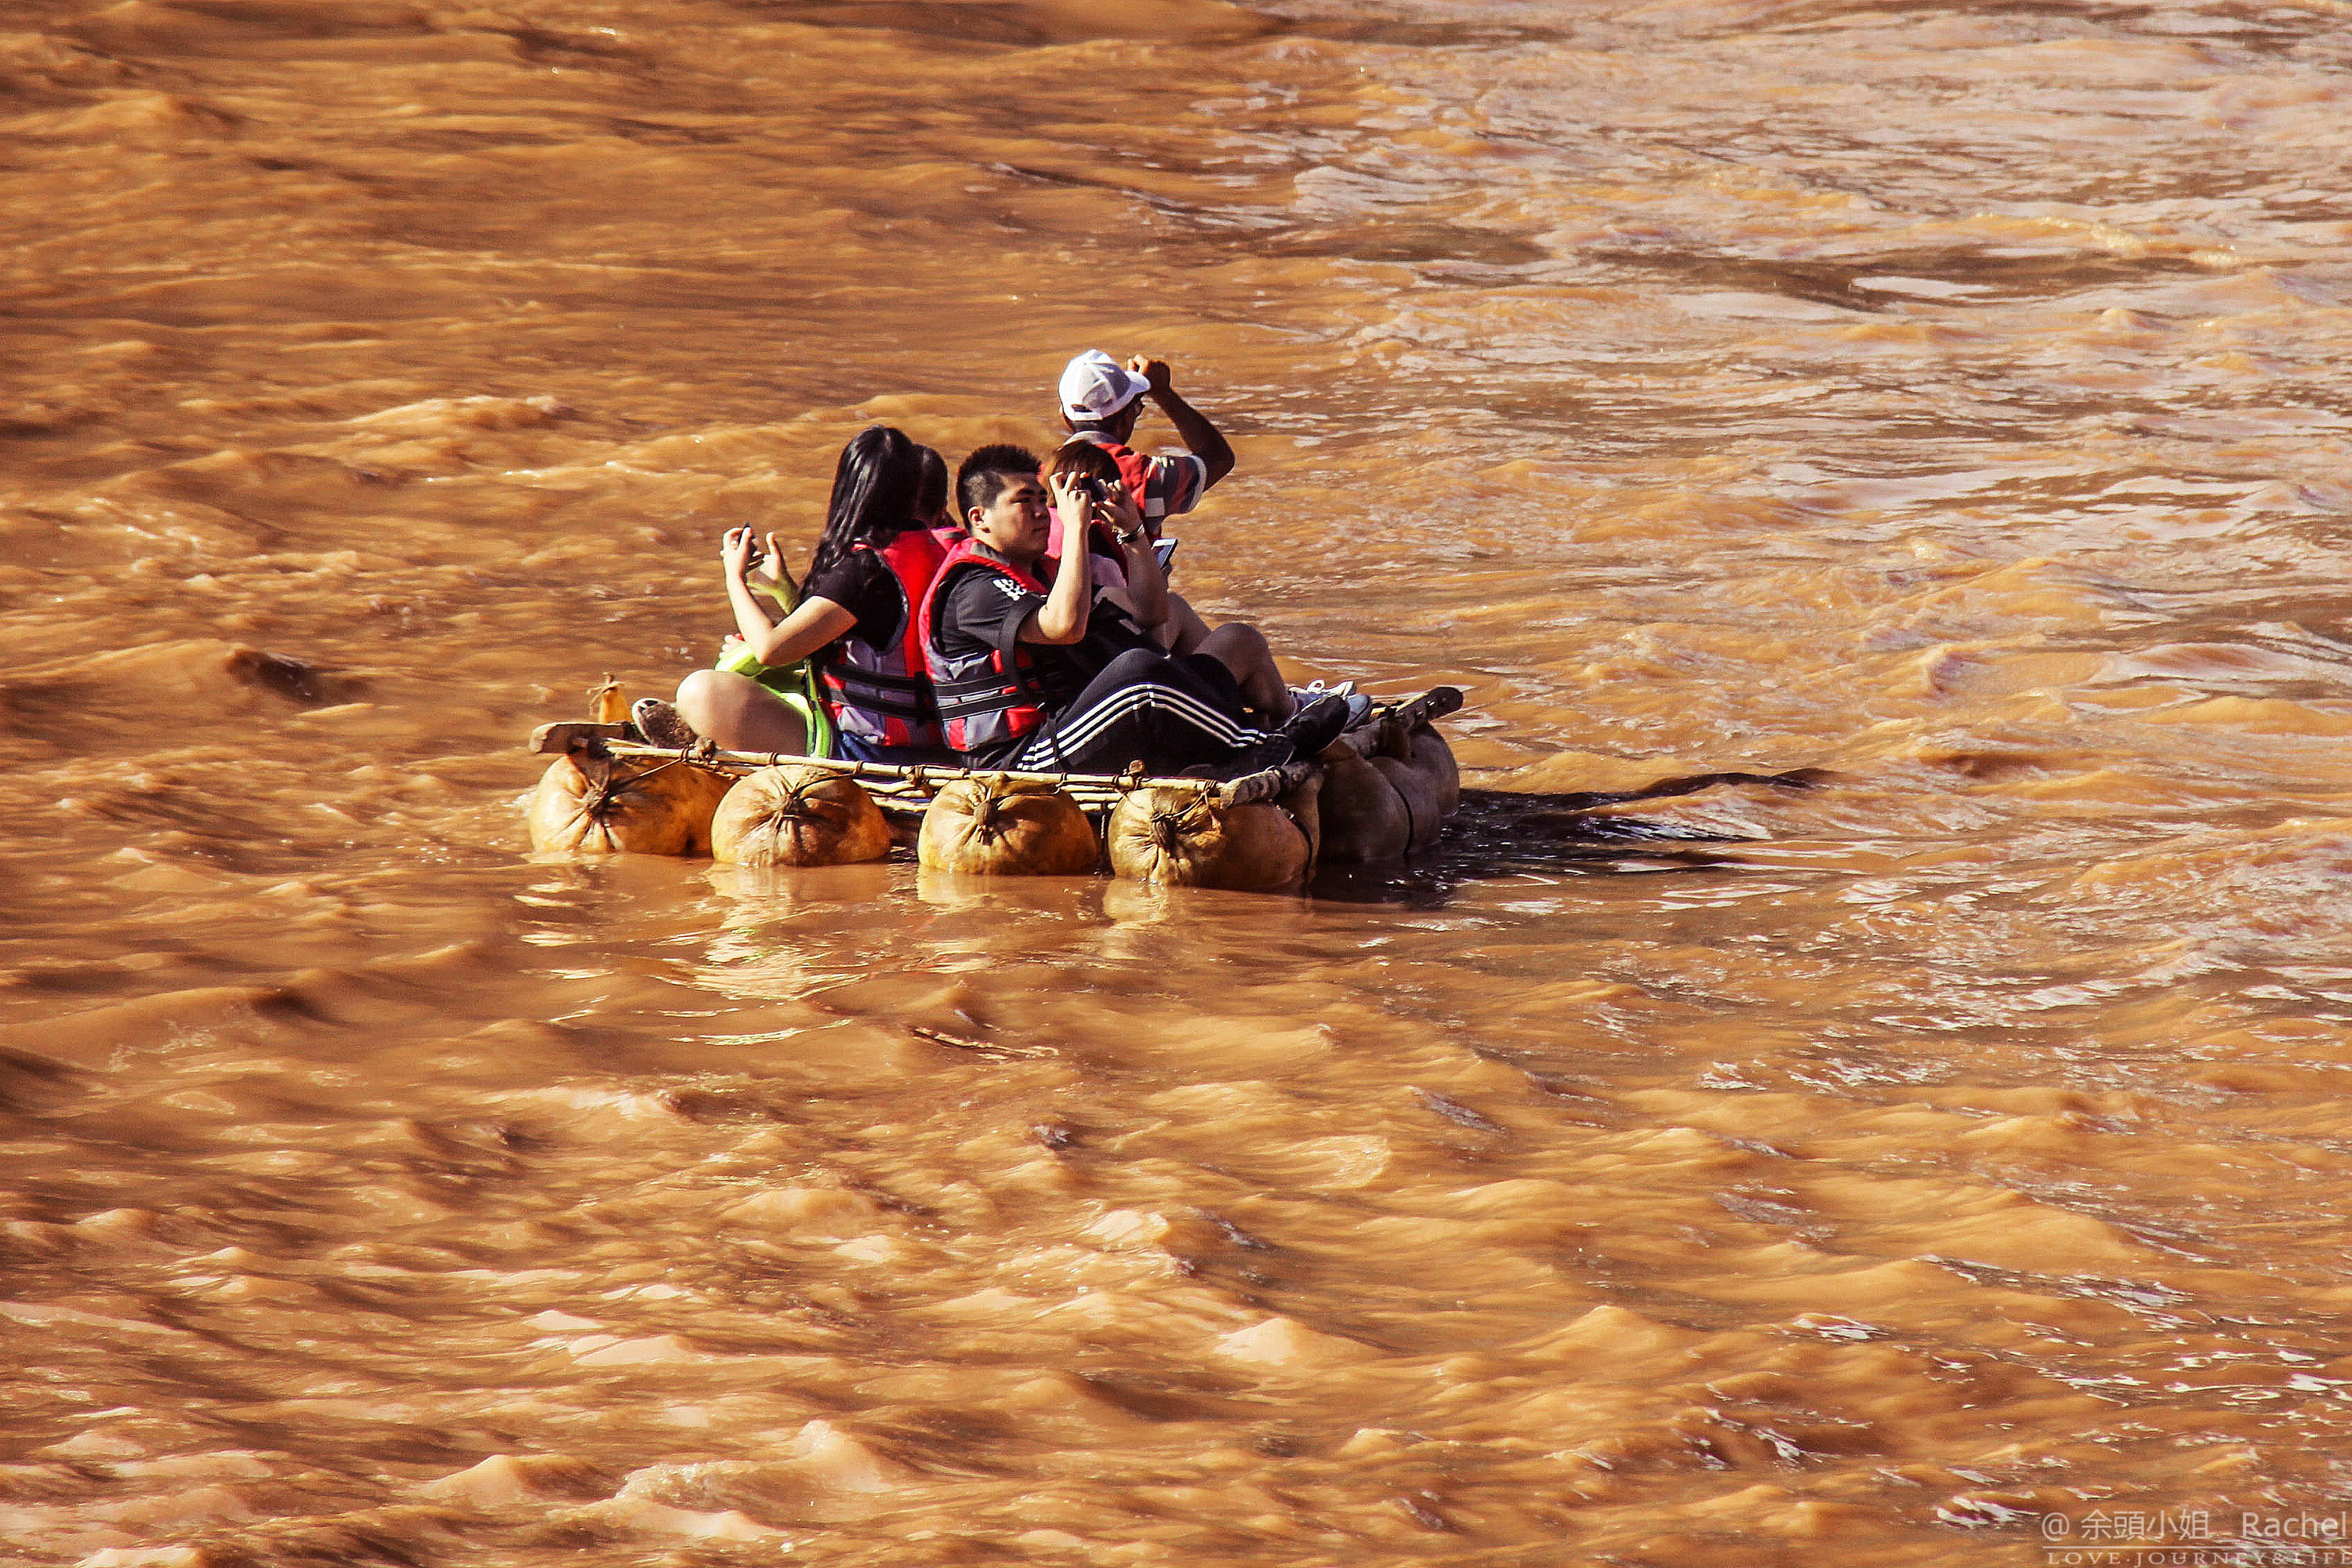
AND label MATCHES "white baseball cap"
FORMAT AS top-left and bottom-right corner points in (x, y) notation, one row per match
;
(1058, 349), (1150, 422)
